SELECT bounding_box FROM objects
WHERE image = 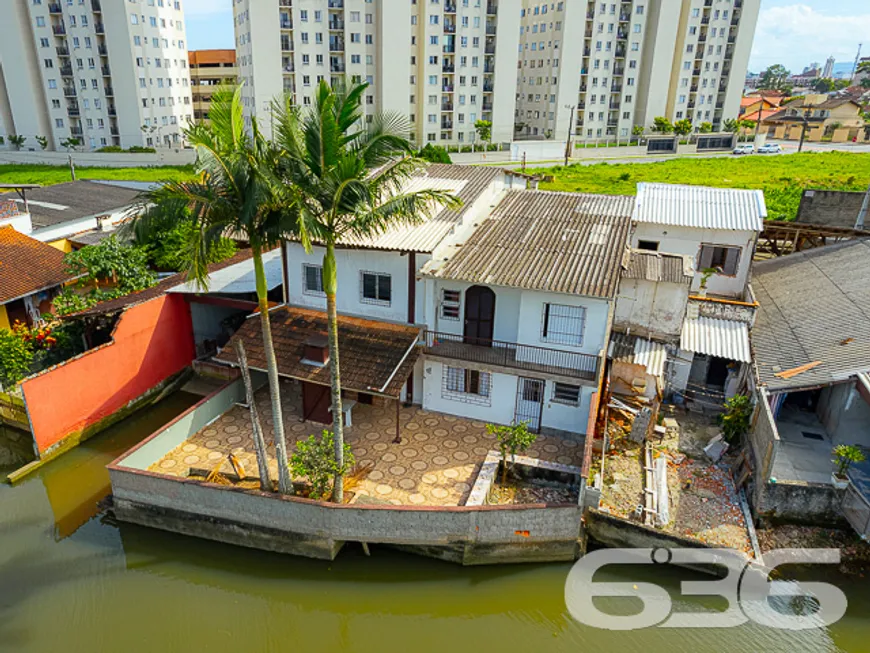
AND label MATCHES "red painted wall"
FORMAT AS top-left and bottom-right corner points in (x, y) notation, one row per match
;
(22, 294), (195, 454)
